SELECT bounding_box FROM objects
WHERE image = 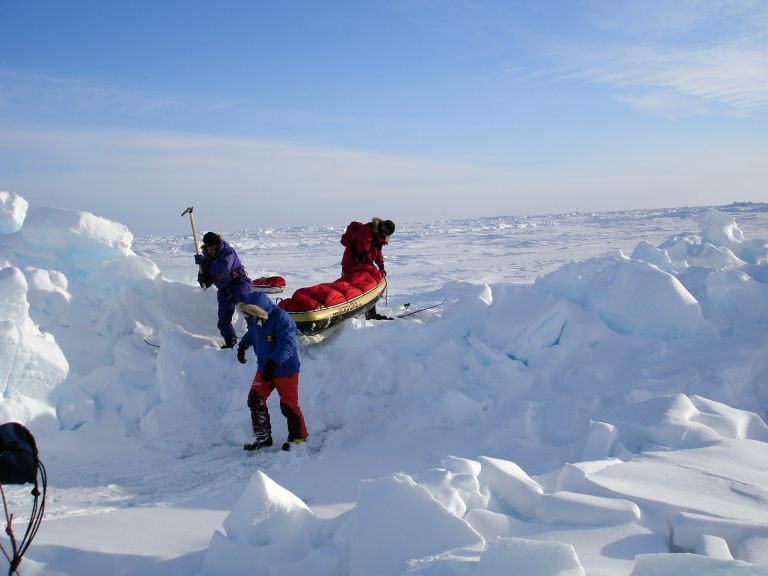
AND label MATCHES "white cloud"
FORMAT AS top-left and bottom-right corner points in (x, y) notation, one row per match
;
(541, 1), (768, 116)
(0, 126), (482, 235)
(0, 68), (227, 119)
(617, 91), (713, 120)
(2, 124), (765, 236)
(586, 44), (768, 113)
